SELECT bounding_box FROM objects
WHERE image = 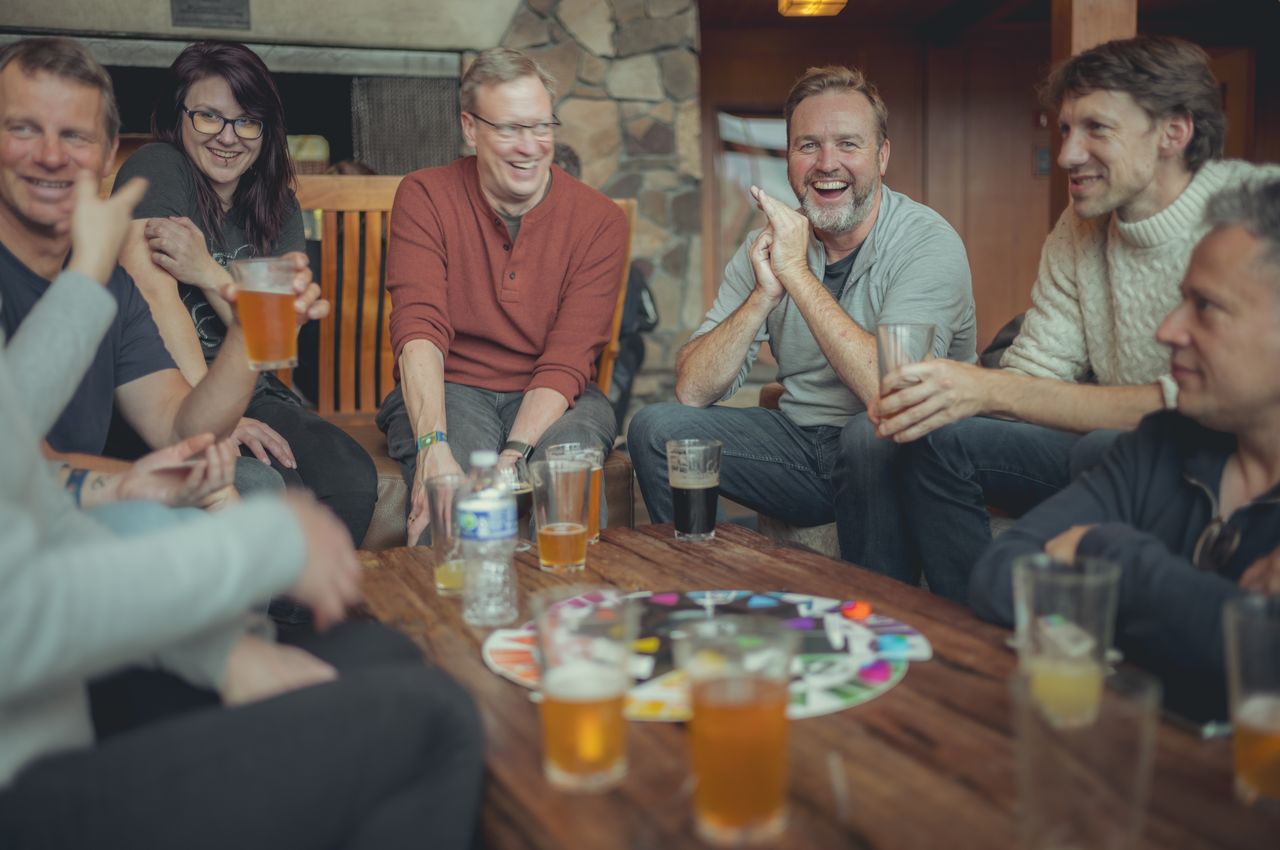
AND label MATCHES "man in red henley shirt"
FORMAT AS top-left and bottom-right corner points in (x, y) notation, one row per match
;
(376, 47), (628, 544)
